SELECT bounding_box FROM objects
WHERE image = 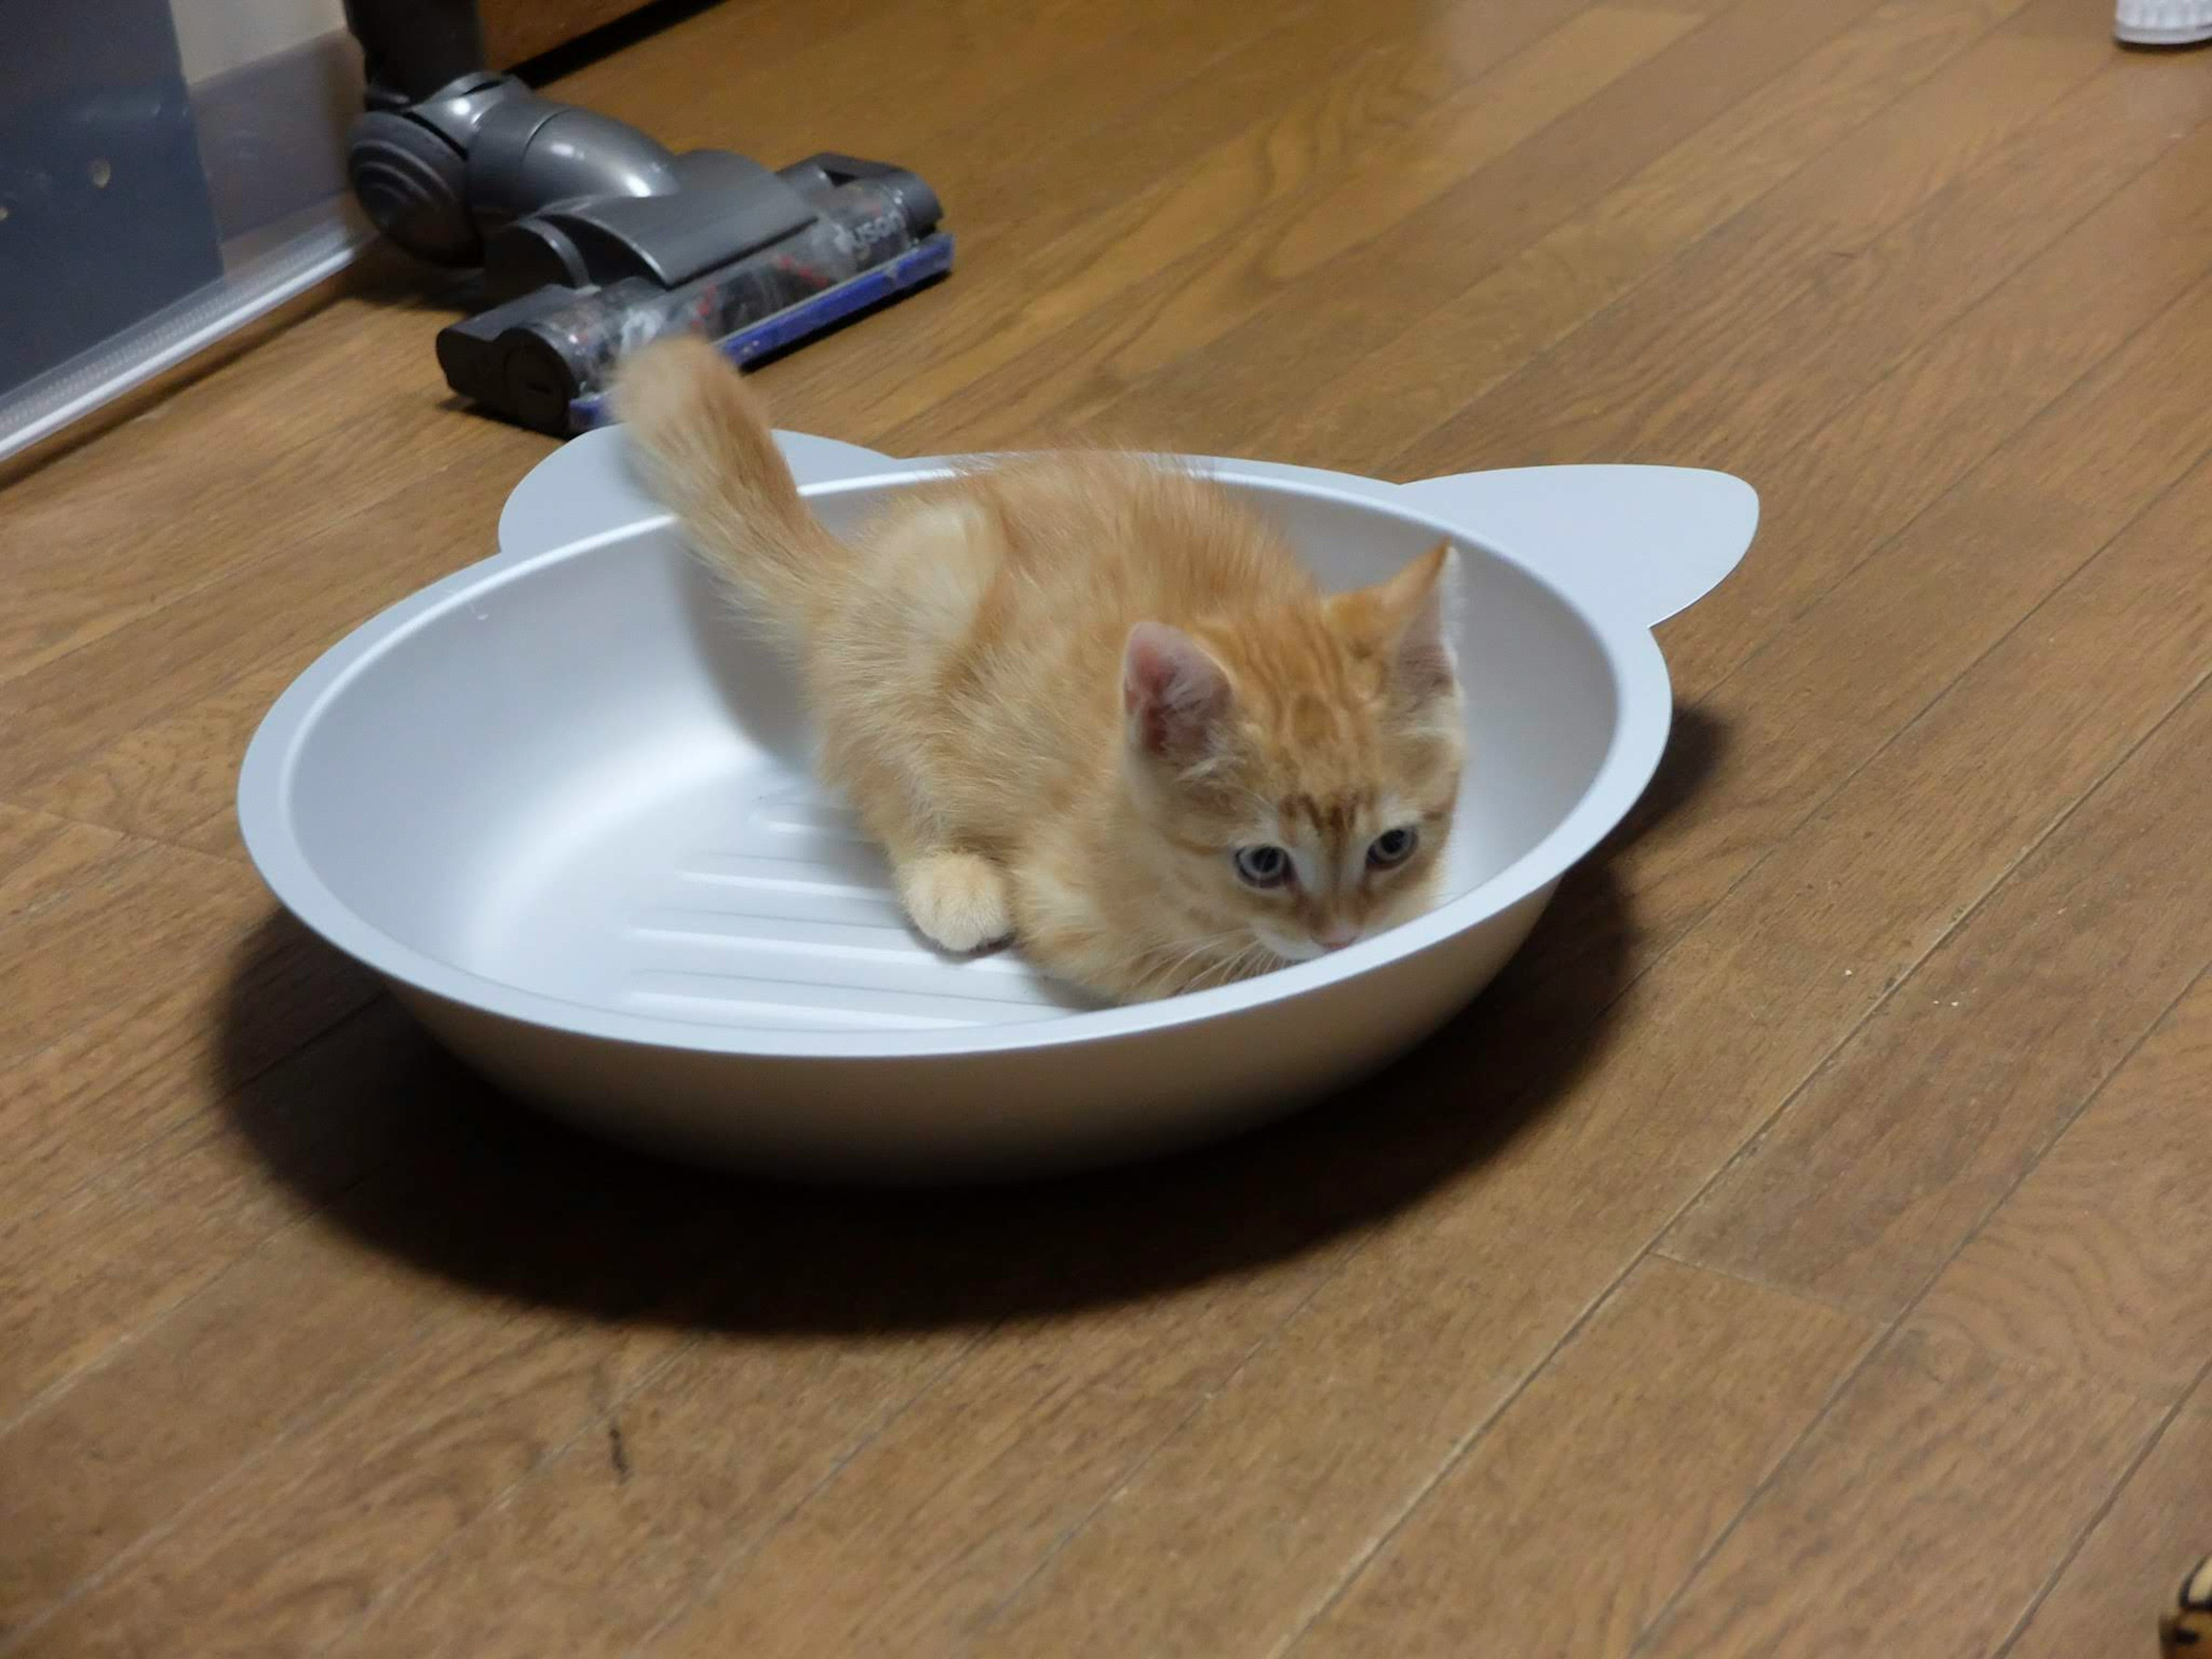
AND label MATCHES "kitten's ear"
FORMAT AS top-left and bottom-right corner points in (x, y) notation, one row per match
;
(1338, 541), (1459, 695)
(1123, 622), (1232, 760)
